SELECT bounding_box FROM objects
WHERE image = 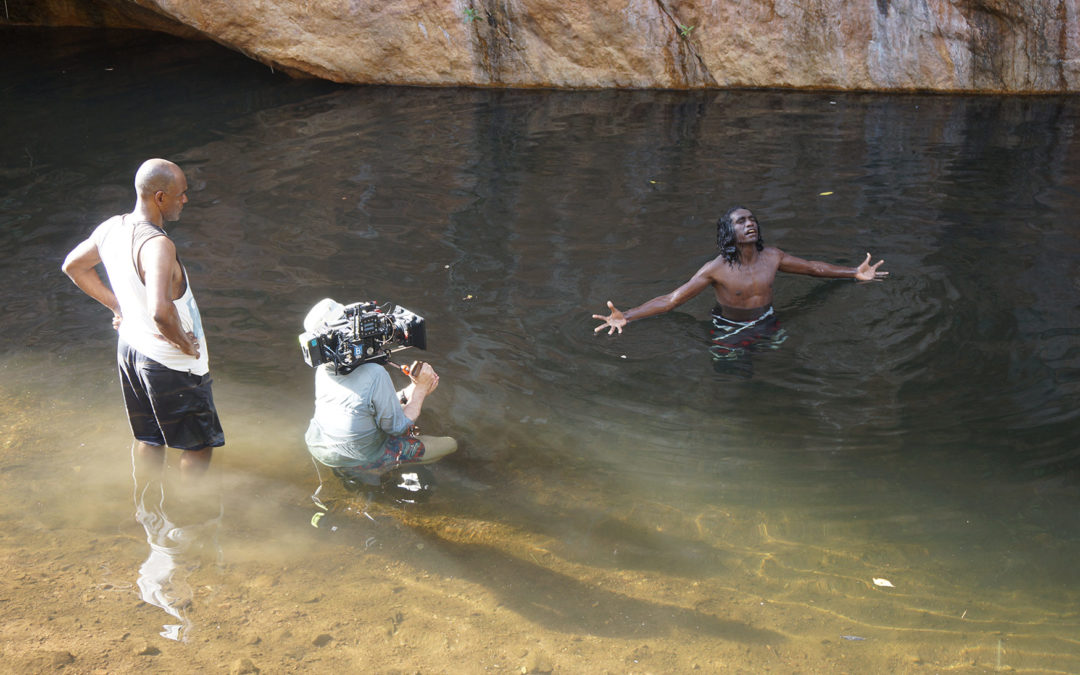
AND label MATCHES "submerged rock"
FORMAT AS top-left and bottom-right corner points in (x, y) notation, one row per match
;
(4, 0), (1078, 92)
(230, 657), (260, 675)
(129, 638), (160, 656)
(22, 650), (75, 671)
